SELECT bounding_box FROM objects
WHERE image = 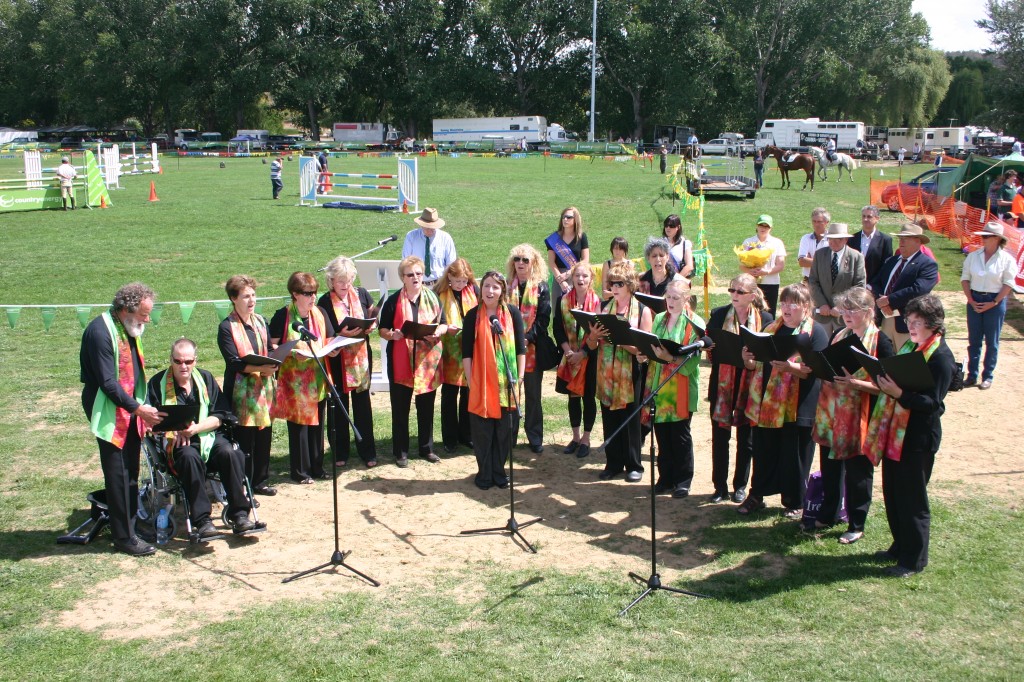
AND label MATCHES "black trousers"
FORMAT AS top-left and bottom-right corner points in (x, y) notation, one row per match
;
(882, 447), (935, 571)
(654, 418), (694, 489)
(440, 383), (472, 448)
(326, 388), (377, 463)
(97, 419), (142, 544)
(235, 424), (272, 489)
(711, 420), (753, 494)
(470, 411), (519, 487)
(522, 369), (544, 448)
(286, 413), (325, 481)
(819, 447), (875, 530)
(817, 446), (846, 526)
(172, 434), (251, 524)
(759, 284), (779, 315)
(750, 423), (814, 510)
(389, 383), (436, 458)
(601, 403), (643, 474)
(567, 358), (598, 431)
